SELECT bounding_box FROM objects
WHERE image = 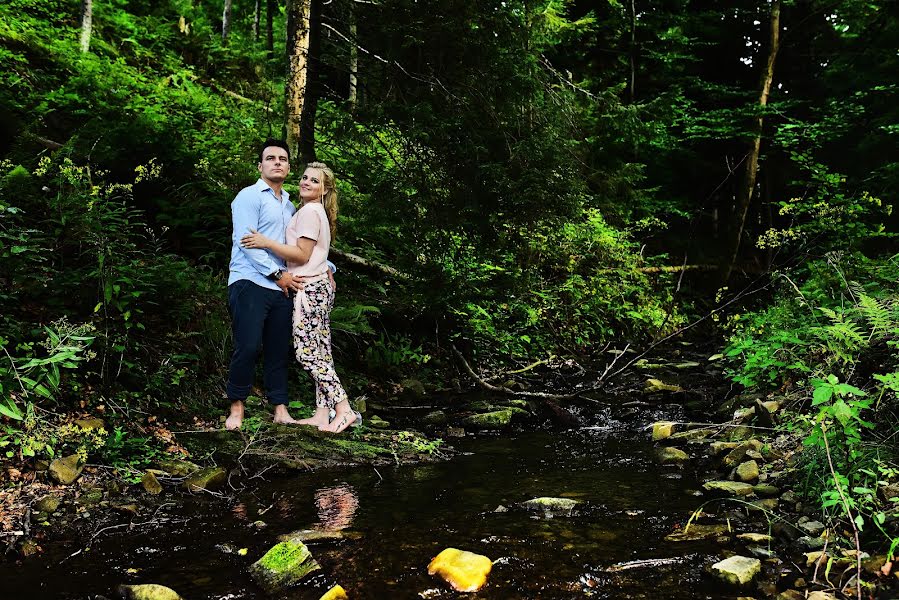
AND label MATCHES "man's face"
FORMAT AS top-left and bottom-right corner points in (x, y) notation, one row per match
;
(258, 146), (290, 183)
